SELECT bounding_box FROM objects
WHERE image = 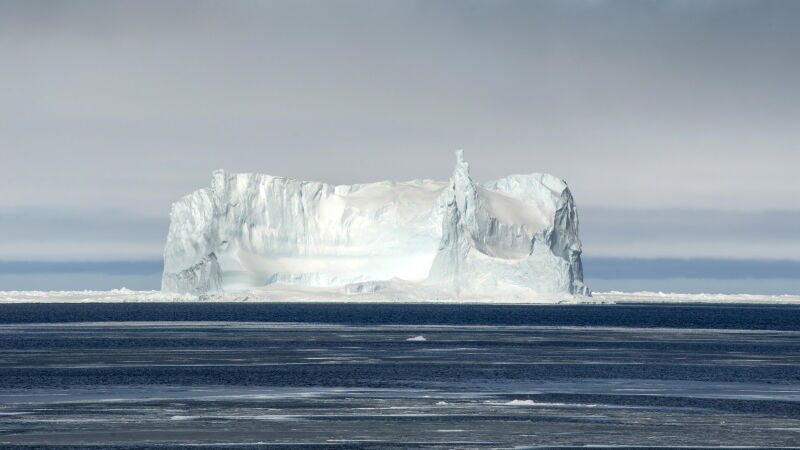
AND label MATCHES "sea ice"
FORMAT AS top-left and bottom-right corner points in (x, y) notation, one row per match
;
(1, 289), (800, 304)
